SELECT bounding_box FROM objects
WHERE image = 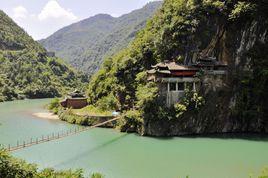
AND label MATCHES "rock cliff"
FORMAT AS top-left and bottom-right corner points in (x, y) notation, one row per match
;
(143, 12), (268, 136)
